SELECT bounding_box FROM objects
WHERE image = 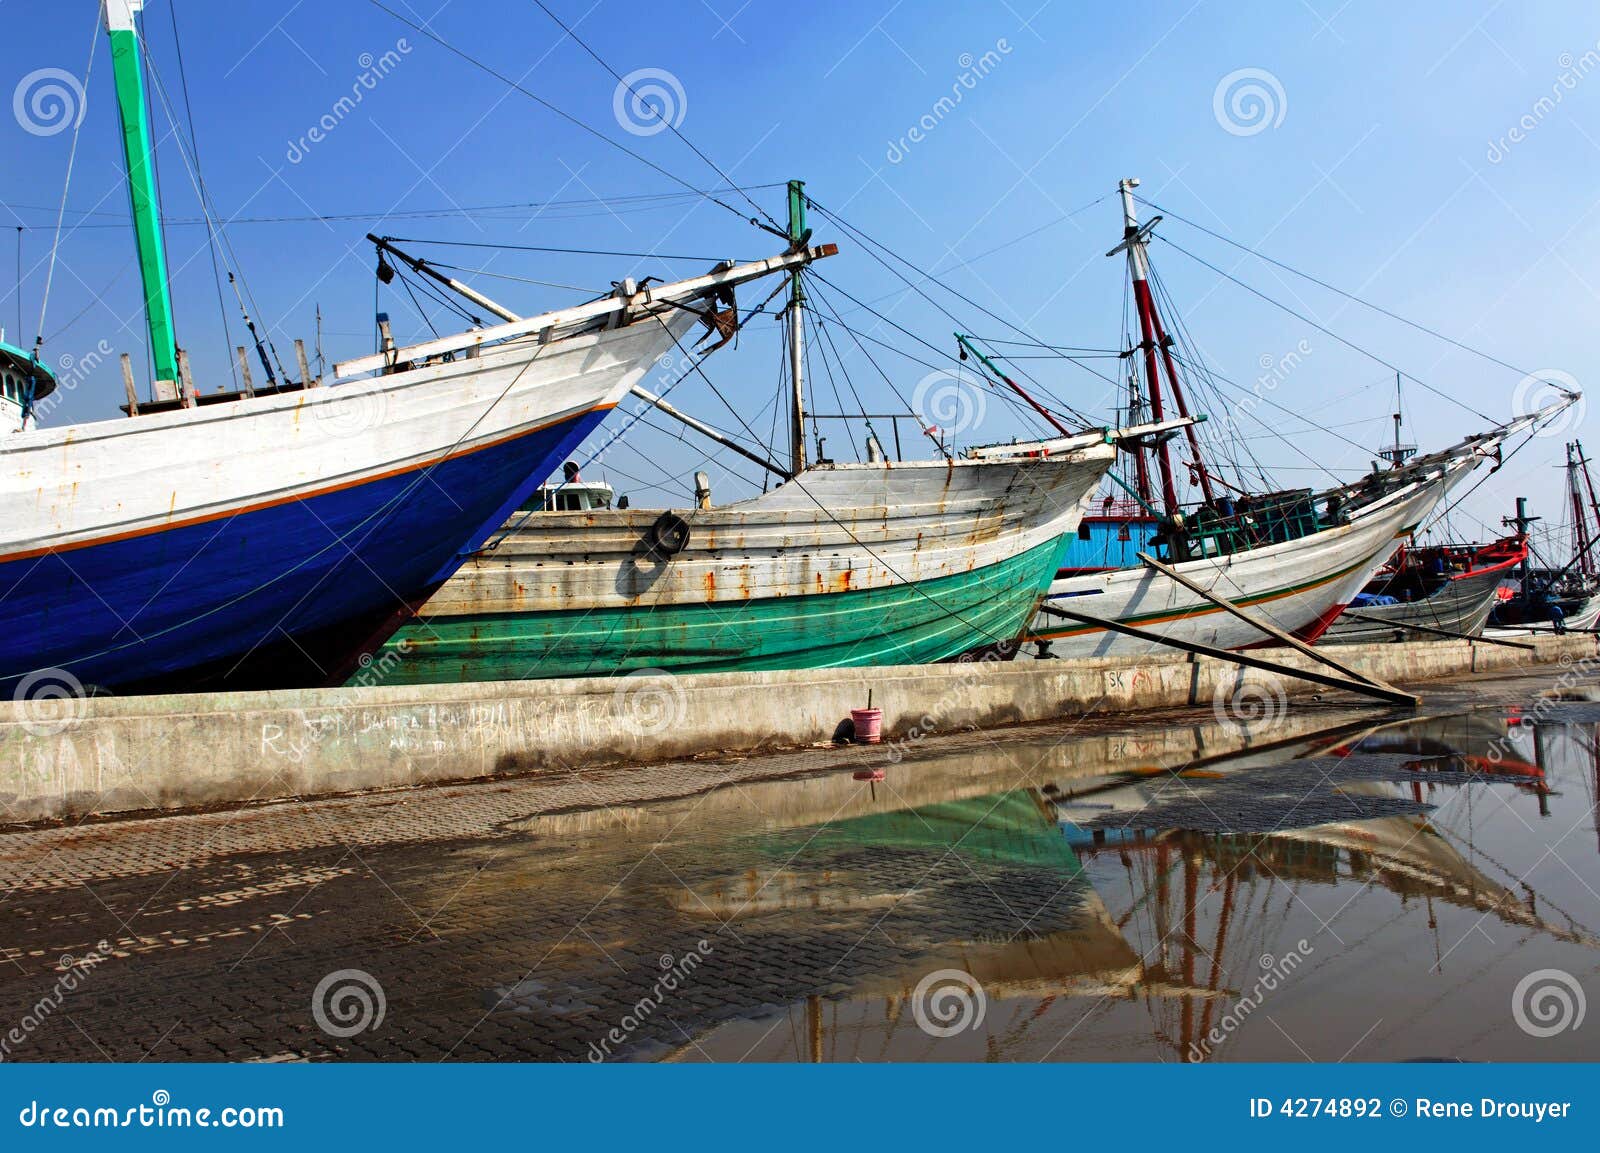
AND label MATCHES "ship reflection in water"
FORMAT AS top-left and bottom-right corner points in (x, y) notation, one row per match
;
(11, 694), (1595, 1063)
(573, 703), (1600, 1062)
